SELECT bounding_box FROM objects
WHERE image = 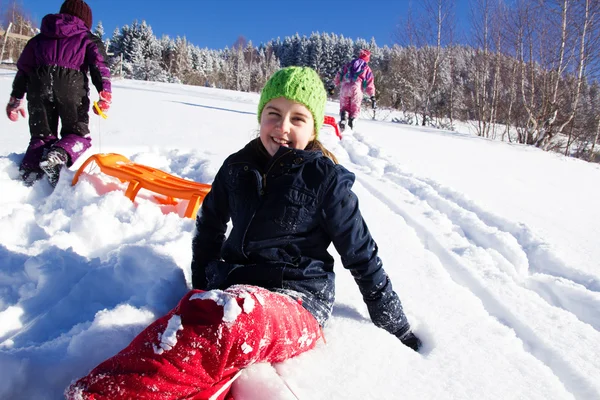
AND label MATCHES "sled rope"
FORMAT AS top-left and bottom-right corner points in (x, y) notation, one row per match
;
(208, 370), (242, 400)
(274, 368), (301, 400)
(93, 101), (107, 153)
